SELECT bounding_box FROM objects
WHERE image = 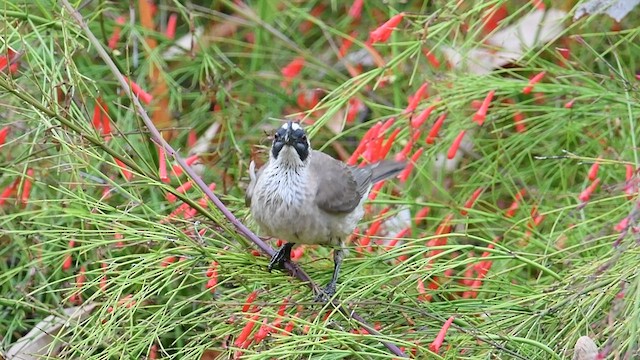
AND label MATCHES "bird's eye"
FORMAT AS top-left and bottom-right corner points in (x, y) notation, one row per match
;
(274, 133), (280, 140)
(301, 136), (307, 142)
